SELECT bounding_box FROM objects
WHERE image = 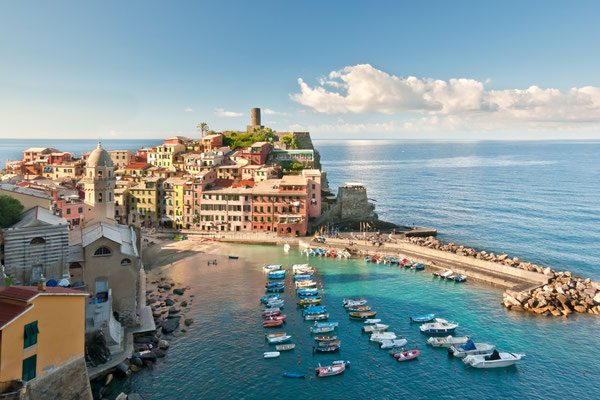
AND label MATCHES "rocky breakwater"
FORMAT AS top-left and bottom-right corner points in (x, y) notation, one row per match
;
(405, 236), (600, 317)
